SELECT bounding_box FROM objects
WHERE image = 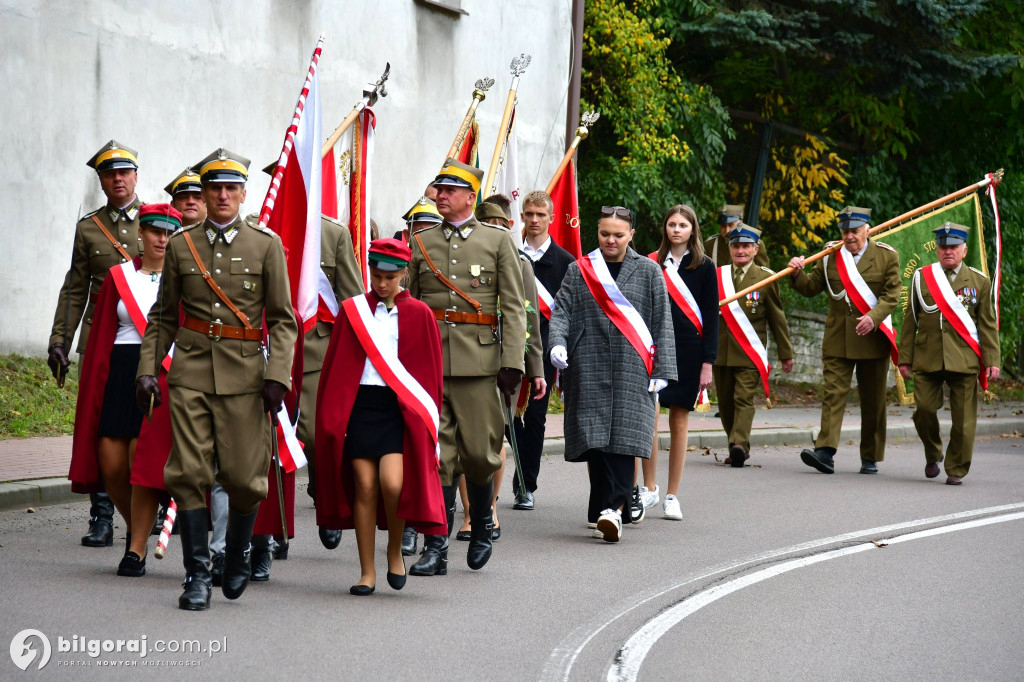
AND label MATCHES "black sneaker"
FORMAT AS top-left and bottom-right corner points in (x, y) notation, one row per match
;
(629, 485), (645, 525)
